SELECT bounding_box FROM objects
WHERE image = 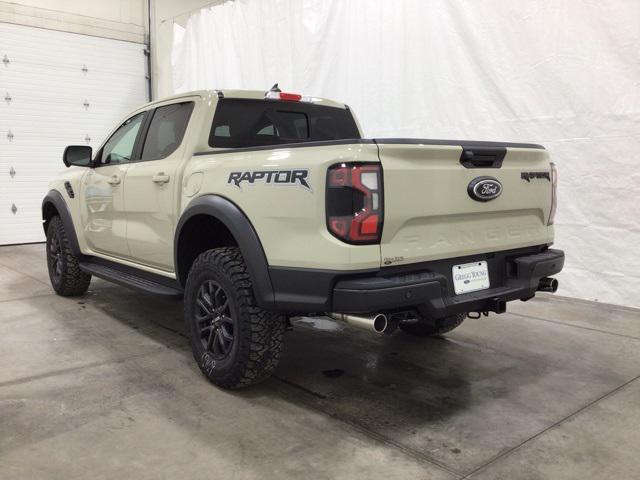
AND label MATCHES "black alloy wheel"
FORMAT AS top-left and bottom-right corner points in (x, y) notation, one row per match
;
(48, 230), (63, 282)
(195, 280), (235, 359)
(184, 247), (285, 389)
(45, 216), (91, 296)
